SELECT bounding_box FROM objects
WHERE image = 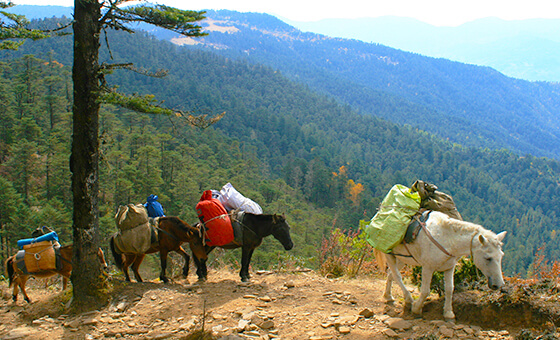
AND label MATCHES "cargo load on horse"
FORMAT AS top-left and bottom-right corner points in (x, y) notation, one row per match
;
(196, 183), (263, 247)
(144, 194), (165, 218)
(196, 190), (234, 247)
(214, 182), (263, 214)
(363, 180), (462, 253)
(113, 203), (153, 254)
(15, 229), (60, 274)
(363, 184), (421, 253)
